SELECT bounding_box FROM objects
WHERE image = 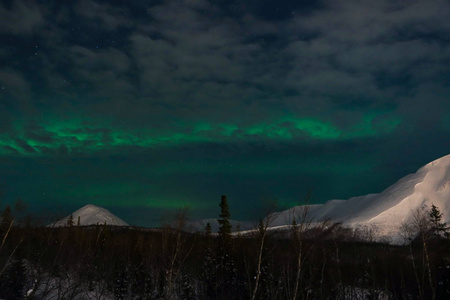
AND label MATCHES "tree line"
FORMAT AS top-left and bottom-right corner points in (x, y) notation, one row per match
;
(0, 195), (450, 299)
